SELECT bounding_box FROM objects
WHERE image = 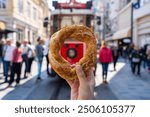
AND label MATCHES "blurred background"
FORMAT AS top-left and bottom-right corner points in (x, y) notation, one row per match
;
(0, 0), (150, 100)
